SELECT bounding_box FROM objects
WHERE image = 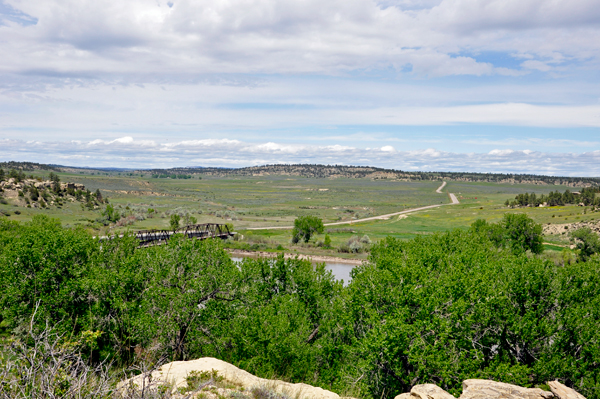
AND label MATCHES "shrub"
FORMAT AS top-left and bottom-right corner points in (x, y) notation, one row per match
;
(359, 235), (371, 244)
